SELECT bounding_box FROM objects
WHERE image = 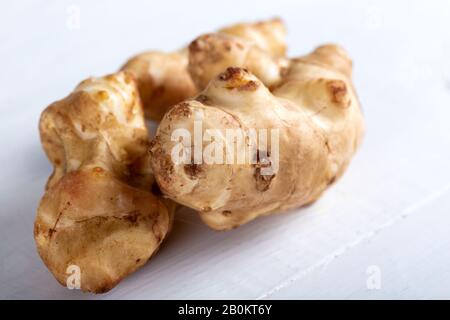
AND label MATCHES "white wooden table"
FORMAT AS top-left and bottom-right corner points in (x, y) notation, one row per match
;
(1, 0), (449, 299)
